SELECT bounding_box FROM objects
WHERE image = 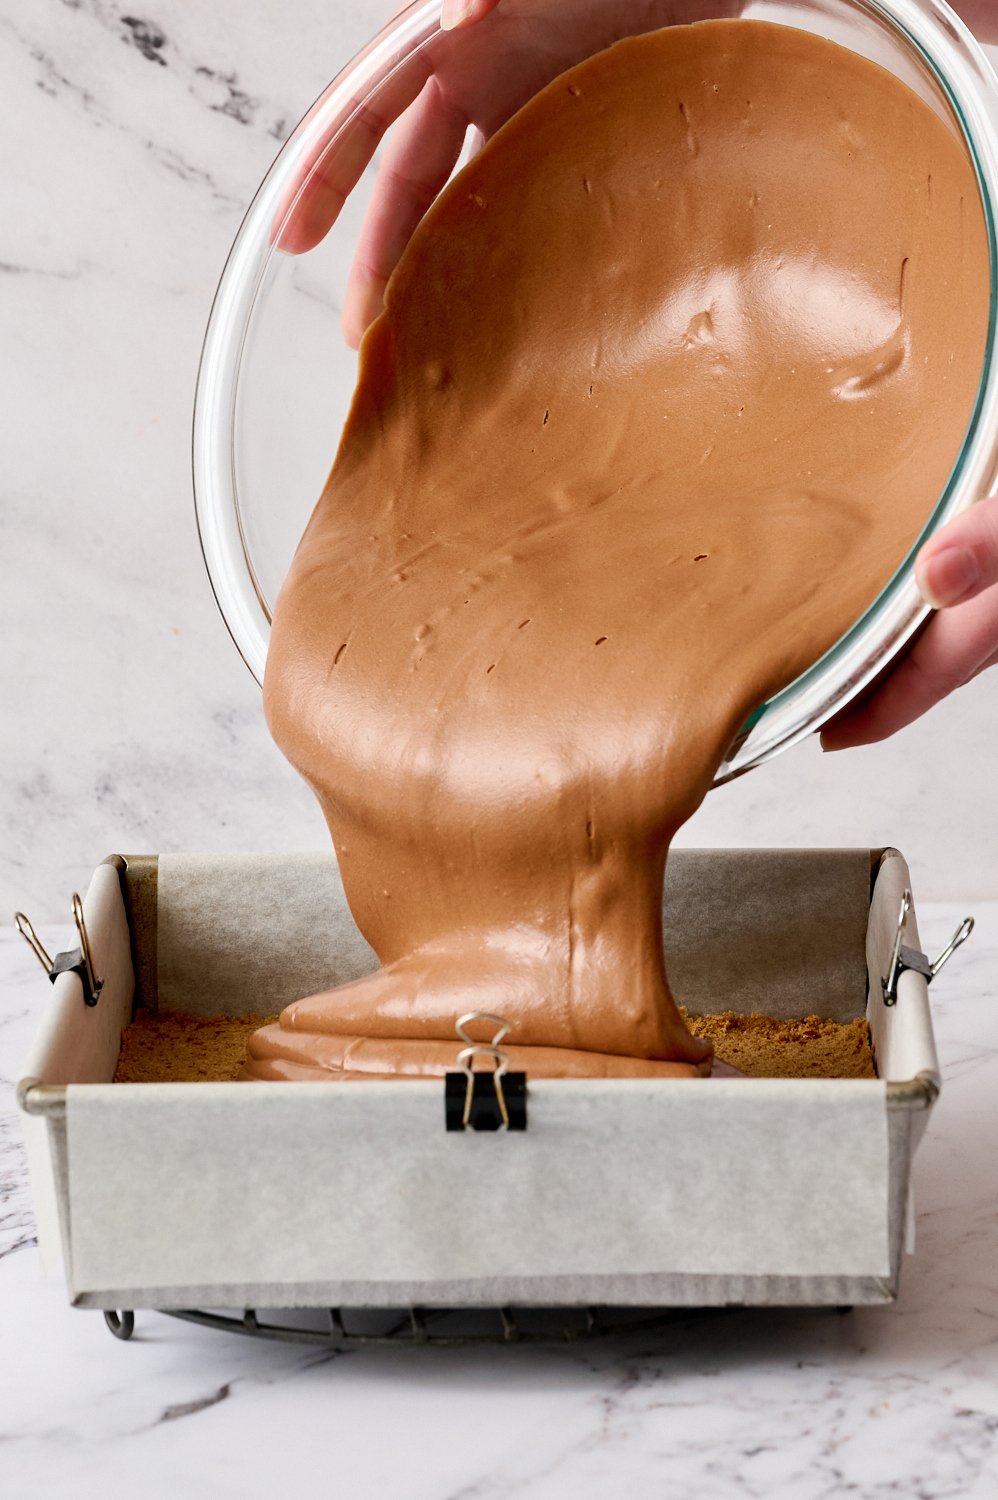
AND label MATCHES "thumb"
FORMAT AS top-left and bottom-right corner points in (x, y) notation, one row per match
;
(820, 582), (998, 750)
(915, 492), (998, 608)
